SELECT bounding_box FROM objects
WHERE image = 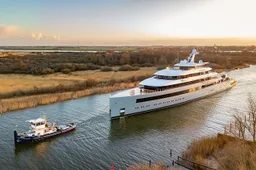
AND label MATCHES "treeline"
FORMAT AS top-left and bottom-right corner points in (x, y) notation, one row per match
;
(0, 47), (256, 75)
